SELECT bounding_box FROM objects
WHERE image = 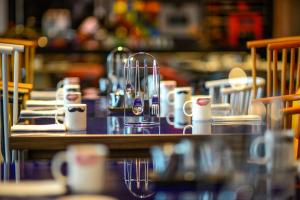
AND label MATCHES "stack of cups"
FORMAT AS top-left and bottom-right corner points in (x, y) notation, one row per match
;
(55, 77), (87, 132)
(166, 87), (192, 128)
(160, 81), (176, 117)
